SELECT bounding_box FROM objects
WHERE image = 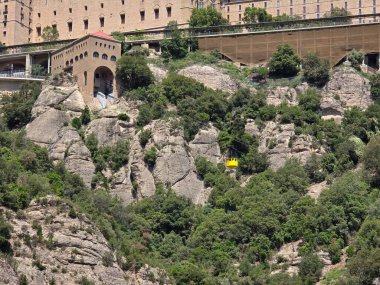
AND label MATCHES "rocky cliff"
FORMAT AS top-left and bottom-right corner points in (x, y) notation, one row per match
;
(0, 196), (168, 285)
